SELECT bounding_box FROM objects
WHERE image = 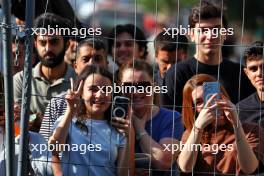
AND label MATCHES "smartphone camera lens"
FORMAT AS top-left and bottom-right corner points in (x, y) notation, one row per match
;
(112, 96), (129, 119)
(112, 106), (126, 118)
